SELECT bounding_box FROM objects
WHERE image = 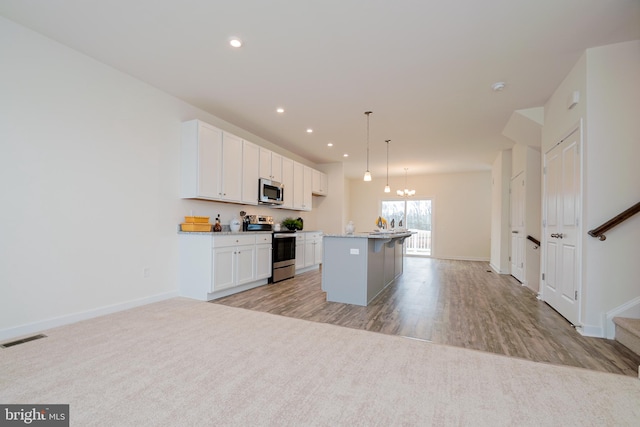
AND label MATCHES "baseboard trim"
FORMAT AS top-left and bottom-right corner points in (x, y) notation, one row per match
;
(0, 291), (179, 342)
(577, 324), (604, 338)
(436, 256), (491, 262)
(489, 263), (510, 274)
